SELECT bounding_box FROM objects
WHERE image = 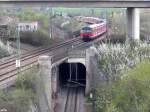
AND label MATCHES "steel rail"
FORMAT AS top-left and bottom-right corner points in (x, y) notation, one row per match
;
(0, 38), (80, 69)
(0, 37), (83, 88)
